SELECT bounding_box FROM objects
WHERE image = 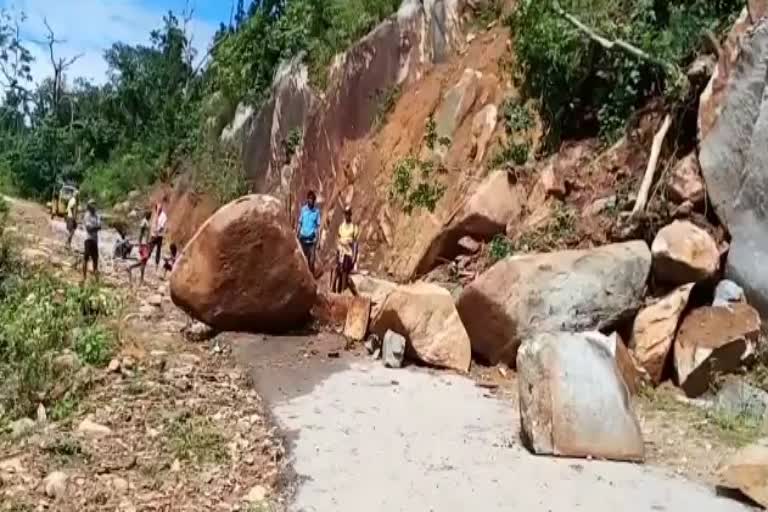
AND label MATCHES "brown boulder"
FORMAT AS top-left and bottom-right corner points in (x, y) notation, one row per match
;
(614, 335), (645, 396)
(343, 296), (371, 341)
(651, 221), (719, 285)
(372, 282), (471, 372)
(171, 195), (317, 333)
(667, 153), (705, 205)
(630, 284), (694, 385)
(718, 438), (768, 508)
(674, 303), (762, 397)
